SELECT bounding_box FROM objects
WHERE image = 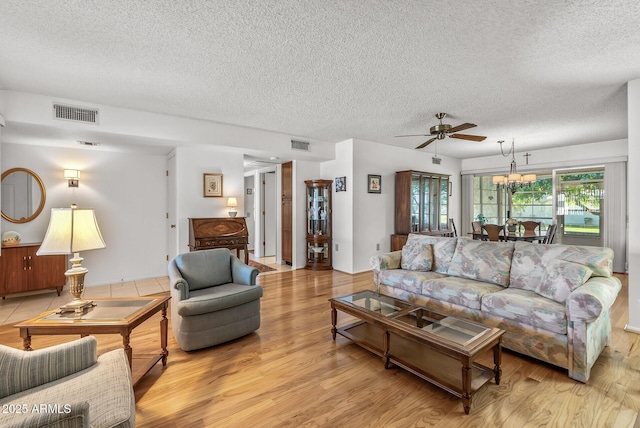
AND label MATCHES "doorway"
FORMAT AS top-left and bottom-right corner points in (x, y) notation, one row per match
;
(555, 168), (604, 246)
